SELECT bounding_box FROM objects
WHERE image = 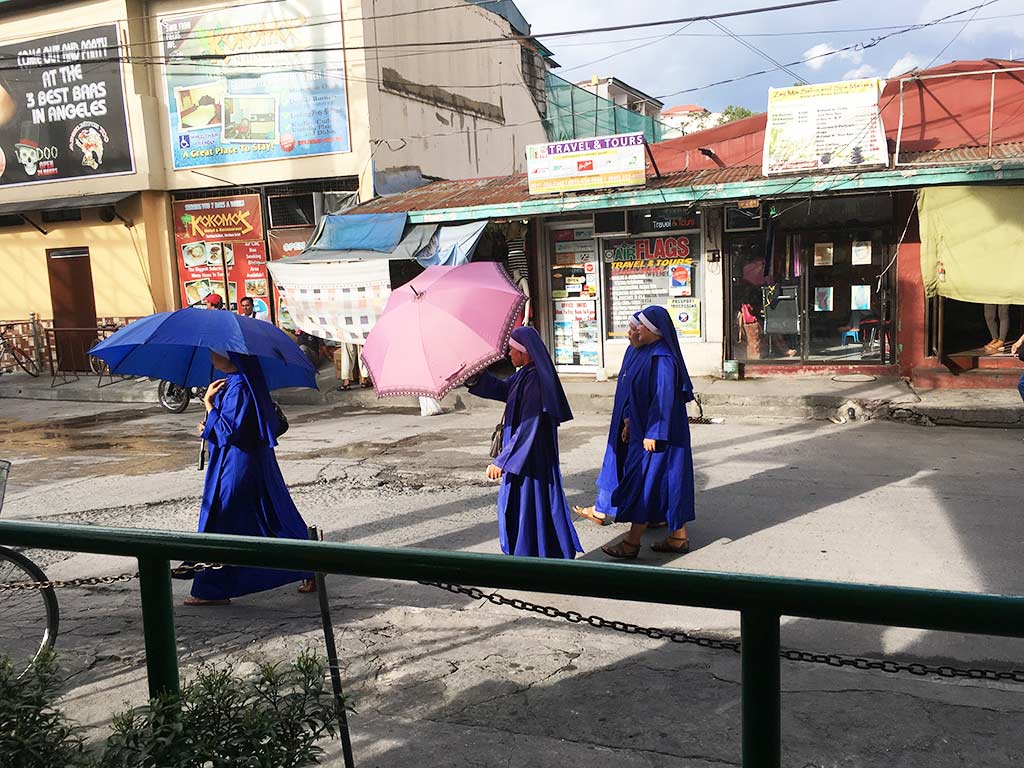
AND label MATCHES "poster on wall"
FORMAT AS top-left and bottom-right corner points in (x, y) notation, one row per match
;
(160, 0), (350, 170)
(851, 240), (873, 265)
(814, 286), (834, 312)
(173, 195), (268, 310)
(553, 299), (600, 367)
(267, 227), (315, 330)
(851, 284), (872, 311)
(813, 242), (834, 266)
(604, 235), (698, 338)
(0, 24), (134, 187)
(763, 78), (887, 175)
(671, 298), (701, 337)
